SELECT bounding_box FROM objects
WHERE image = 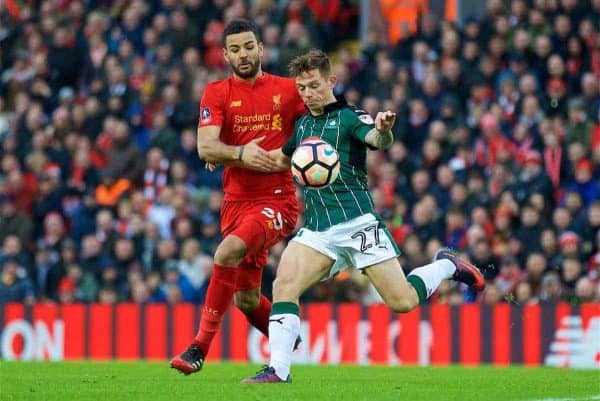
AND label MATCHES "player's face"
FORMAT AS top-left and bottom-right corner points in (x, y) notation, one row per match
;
(224, 31), (263, 79)
(295, 69), (336, 112)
